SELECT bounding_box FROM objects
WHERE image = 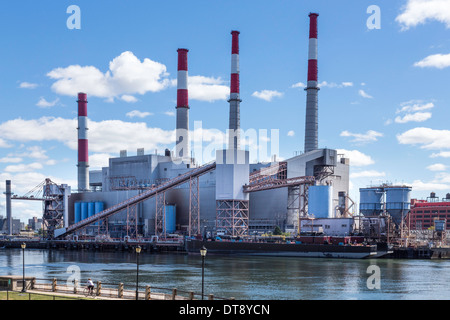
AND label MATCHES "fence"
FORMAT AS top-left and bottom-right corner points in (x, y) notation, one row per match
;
(4, 277), (228, 300)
